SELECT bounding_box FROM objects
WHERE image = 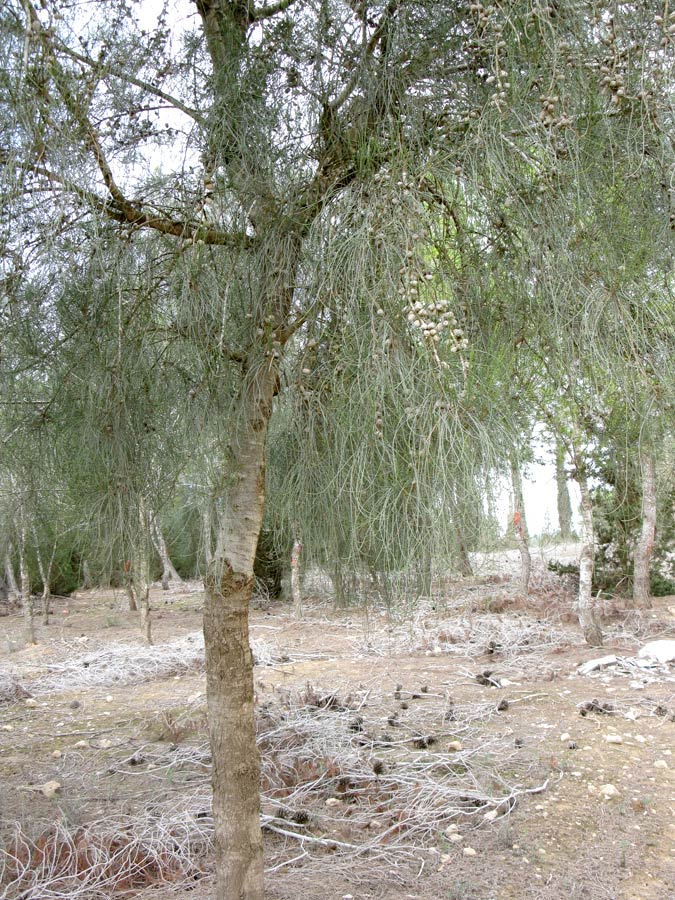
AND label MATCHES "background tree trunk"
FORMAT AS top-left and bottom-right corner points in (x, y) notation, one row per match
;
(19, 525), (35, 645)
(82, 559), (92, 589)
(555, 441), (573, 540)
(150, 514), (182, 589)
(512, 510), (531, 594)
(510, 458), (531, 593)
(32, 530), (55, 625)
(633, 450), (655, 608)
(124, 560), (138, 612)
(137, 501), (152, 645)
(575, 466), (603, 646)
(510, 458), (529, 540)
(456, 534), (474, 577)
(203, 505), (214, 570)
(5, 548), (19, 604)
(291, 537), (302, 617)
